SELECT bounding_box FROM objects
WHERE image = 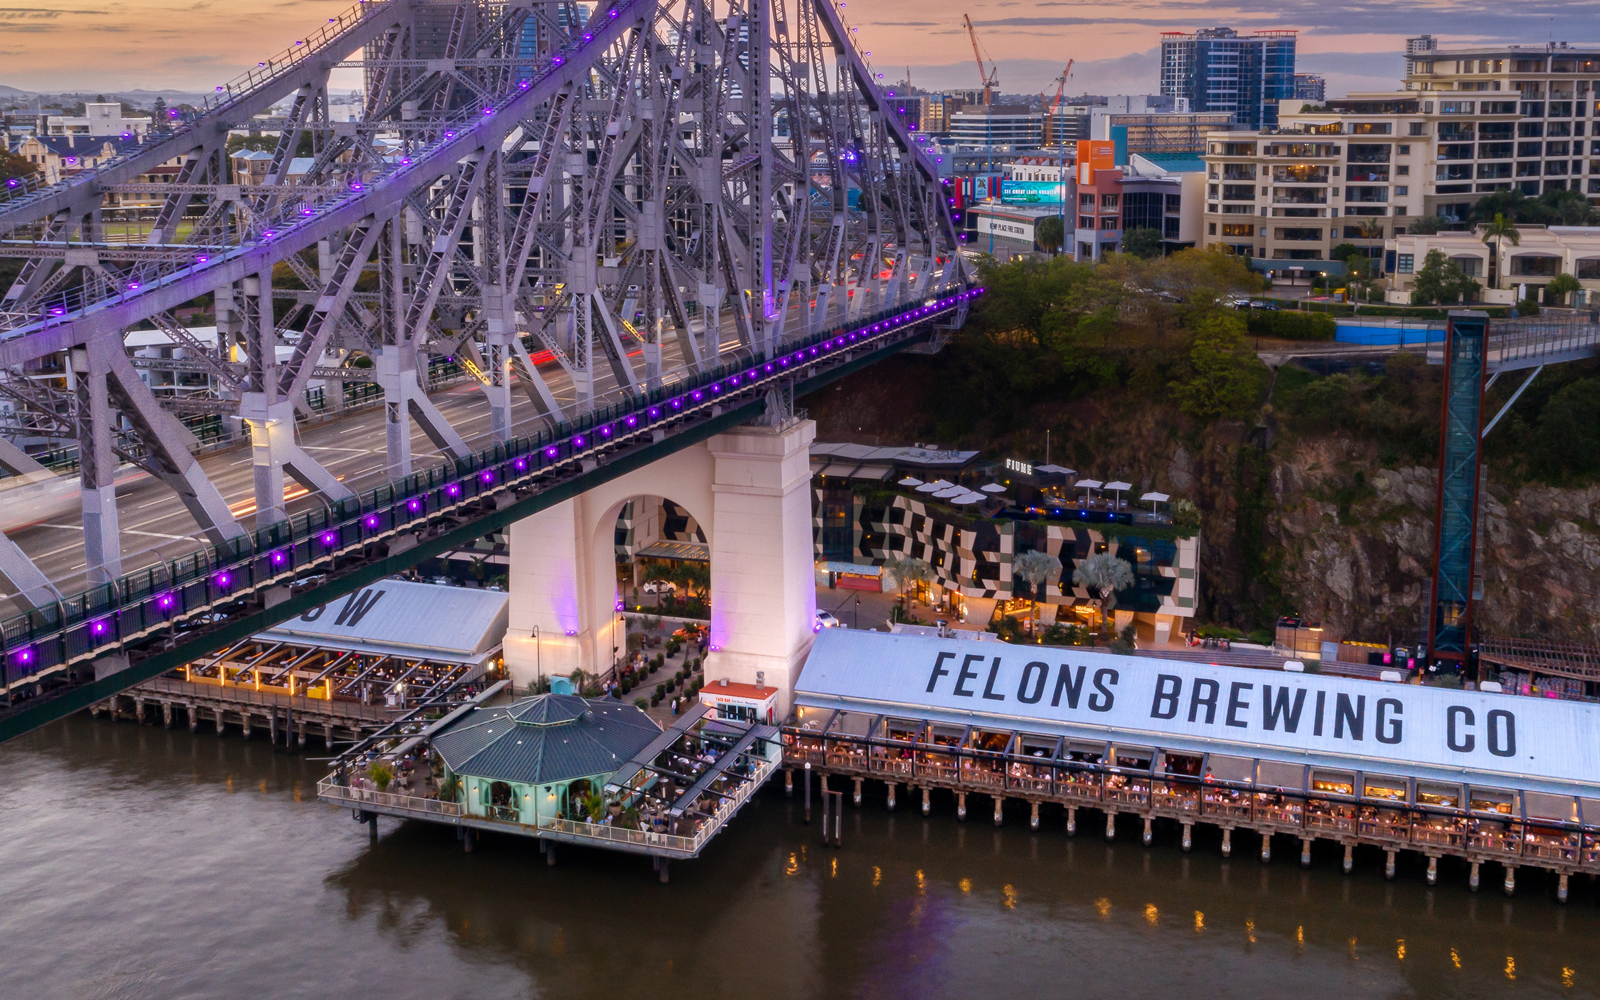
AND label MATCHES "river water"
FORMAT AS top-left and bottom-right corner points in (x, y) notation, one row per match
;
(2, 715), (1596, 999)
